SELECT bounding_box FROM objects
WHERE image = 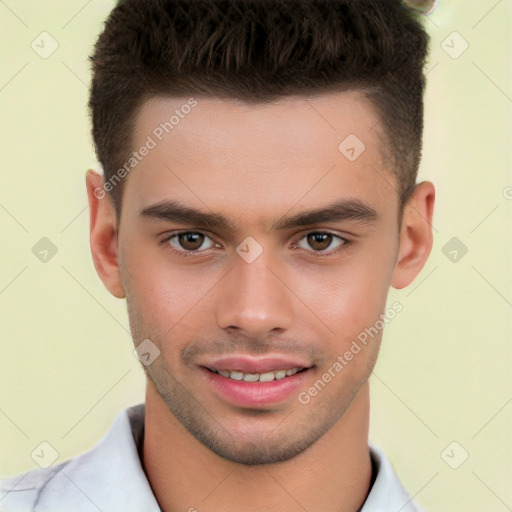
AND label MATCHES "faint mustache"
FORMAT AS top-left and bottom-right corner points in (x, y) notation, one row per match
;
(181, 337), (324, 365)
